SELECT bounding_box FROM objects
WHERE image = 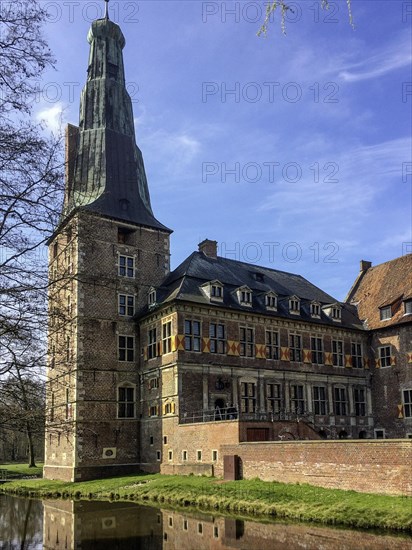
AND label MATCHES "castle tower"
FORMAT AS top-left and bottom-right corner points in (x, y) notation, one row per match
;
(44, 11), (171, 481)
